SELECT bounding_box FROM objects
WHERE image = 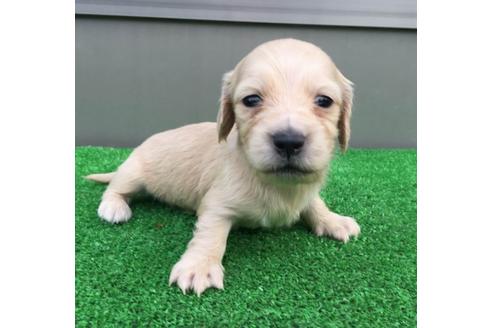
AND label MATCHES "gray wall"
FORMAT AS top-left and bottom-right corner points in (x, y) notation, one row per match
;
(76, 16), (416, 148)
